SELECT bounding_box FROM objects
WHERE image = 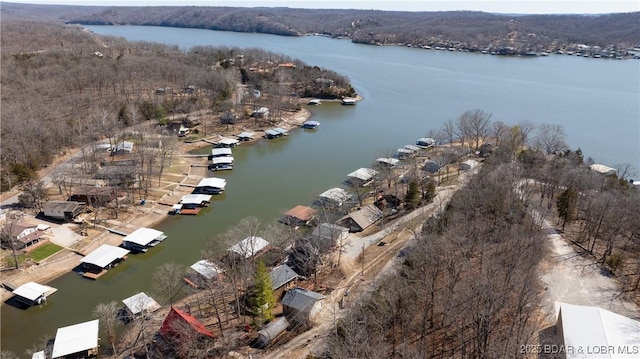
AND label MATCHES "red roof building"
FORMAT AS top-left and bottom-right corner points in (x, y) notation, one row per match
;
(159, 307), (215, 340)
